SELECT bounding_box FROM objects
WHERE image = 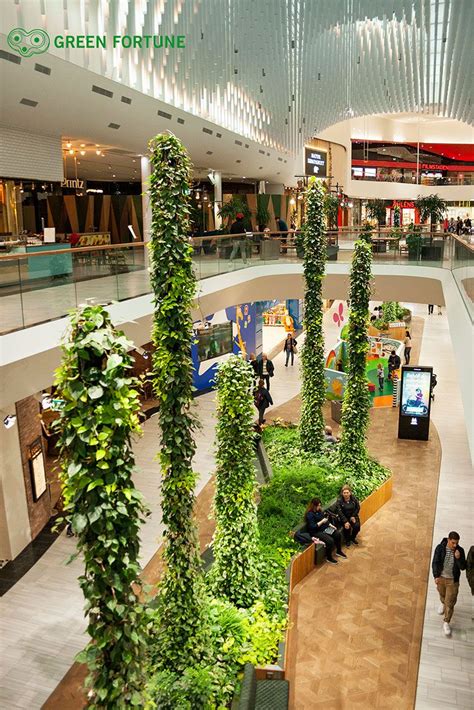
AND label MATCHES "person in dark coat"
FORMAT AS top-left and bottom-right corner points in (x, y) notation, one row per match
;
(432, 531), (466, 636)
(466, 546), (474, 598)
(305, 498), (346, 564)
(248, 352), (259, 380)
(257, 353), (275, 391)
(276, 216), (289, 252)
(283, 333), (298, 367)
(229, 213), (247, 261)
(336, 485), (361, 546)
(254, 378), (273, 425)
(387, 350), (401, 380)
